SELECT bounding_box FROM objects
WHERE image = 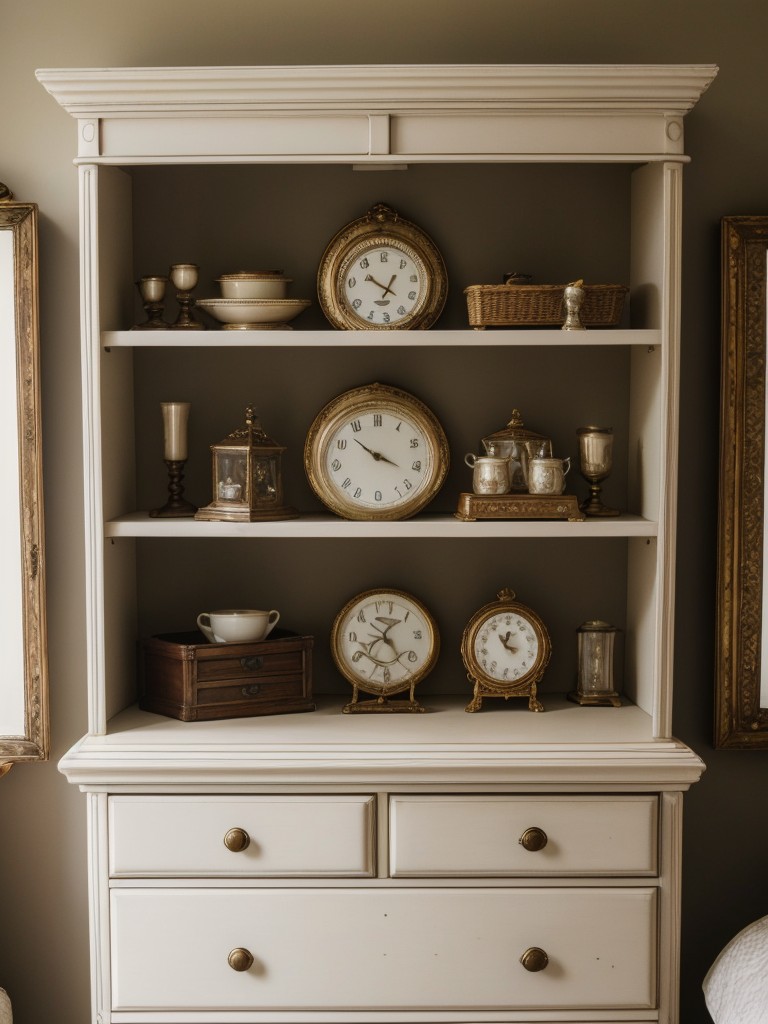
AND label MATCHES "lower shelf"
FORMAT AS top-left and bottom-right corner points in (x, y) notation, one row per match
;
(58, 695), (705, 790)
